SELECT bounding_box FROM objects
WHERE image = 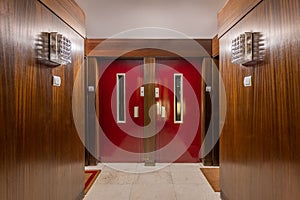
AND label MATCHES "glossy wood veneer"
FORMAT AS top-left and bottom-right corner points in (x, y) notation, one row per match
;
(219, 0), (300, 199)
(218, 0), (262, 37)
(0, 0), (85, 199)
(39, 0), (86, 37)
(85, 39), (212, 58)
